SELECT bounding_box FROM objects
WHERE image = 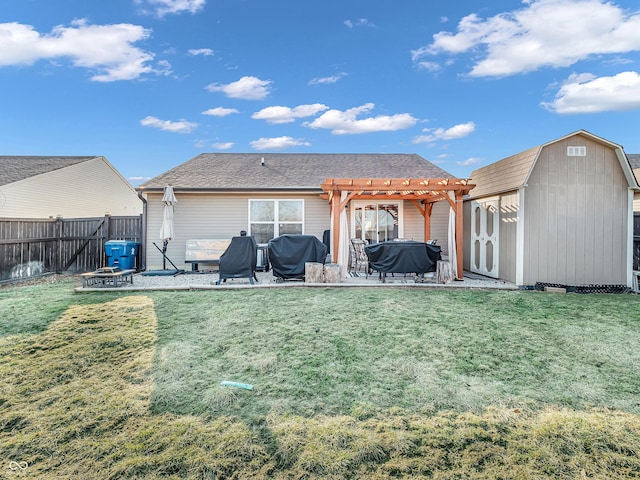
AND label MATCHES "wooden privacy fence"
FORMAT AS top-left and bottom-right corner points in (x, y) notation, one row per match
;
(0, 215), (142, 283)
